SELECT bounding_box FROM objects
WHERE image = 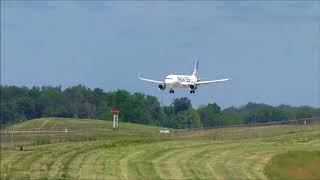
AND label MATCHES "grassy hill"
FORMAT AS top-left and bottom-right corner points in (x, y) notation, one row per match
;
(1, 118), (162, 146)
(1, 118), (320, 179)
(6, 117), (160, 133)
